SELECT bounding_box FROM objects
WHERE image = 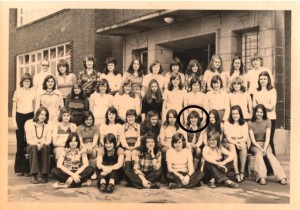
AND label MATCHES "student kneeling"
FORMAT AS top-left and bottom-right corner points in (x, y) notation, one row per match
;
(166, 133), (204, 189)
(125, 134), (163, 189)
(51, 132), (95, 189)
